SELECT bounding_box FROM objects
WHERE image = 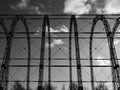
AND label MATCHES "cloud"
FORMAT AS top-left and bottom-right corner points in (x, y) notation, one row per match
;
(34, 28), (65, 49)
(63, 0), (91, 14)
(96, 56), (110, 65)
(90, 0), (97, 3)
(46, 26), (61, 33)
(34, 25), (69, 35)
(34, 25), (68, 48)
(104, 0), (120, 14)
(46, 25), (69, 33)
(96, 8), (104, 14)
(10, 0), (42, 14)
(45, 39), (65, 48)
(34, 26), (62, 35)
(29, 6), (42, 14)
(90, 0), (105, 14)
(95, 0), (120, 14)
(34, 27), (60, 37)
(60, 25), (69, 32)
(10, 0), (29, 10)
(53, 39), (64, 45)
